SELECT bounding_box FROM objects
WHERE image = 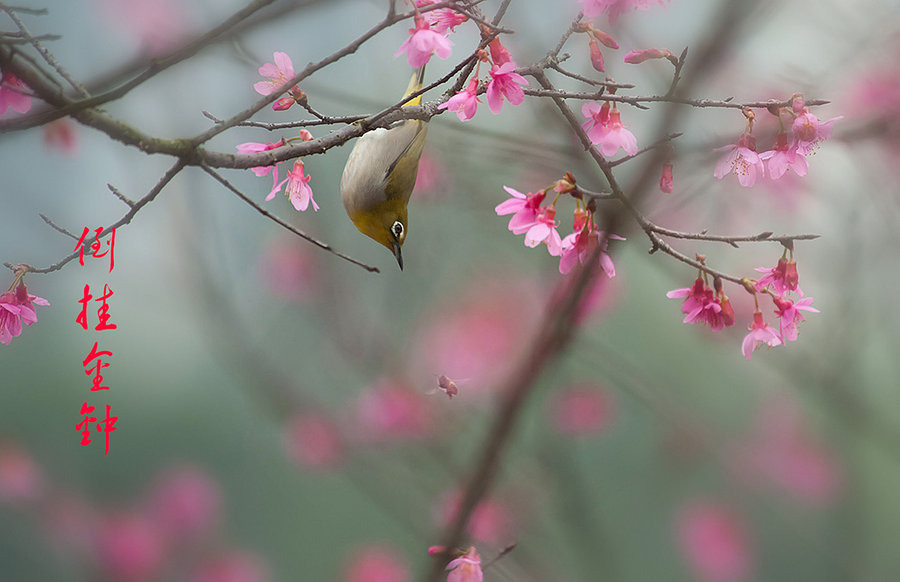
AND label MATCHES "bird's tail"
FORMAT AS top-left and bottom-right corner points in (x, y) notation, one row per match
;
(402, 65), (426, 107)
